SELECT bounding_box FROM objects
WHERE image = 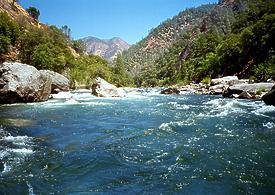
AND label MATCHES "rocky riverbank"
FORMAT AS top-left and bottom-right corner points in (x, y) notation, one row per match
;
(0, 62), (70, 104)
(160, 76), (275, 106)
(0, 62), (274, 107)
